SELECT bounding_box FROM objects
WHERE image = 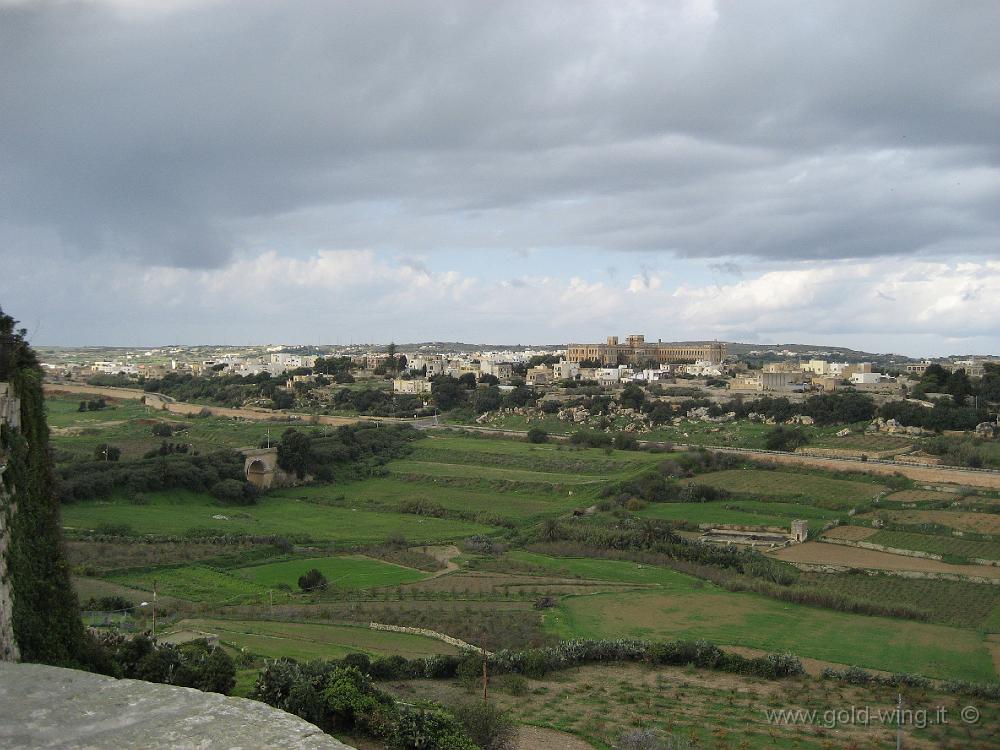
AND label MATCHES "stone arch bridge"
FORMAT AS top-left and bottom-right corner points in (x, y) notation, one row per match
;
(240, 447), (280, 490)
